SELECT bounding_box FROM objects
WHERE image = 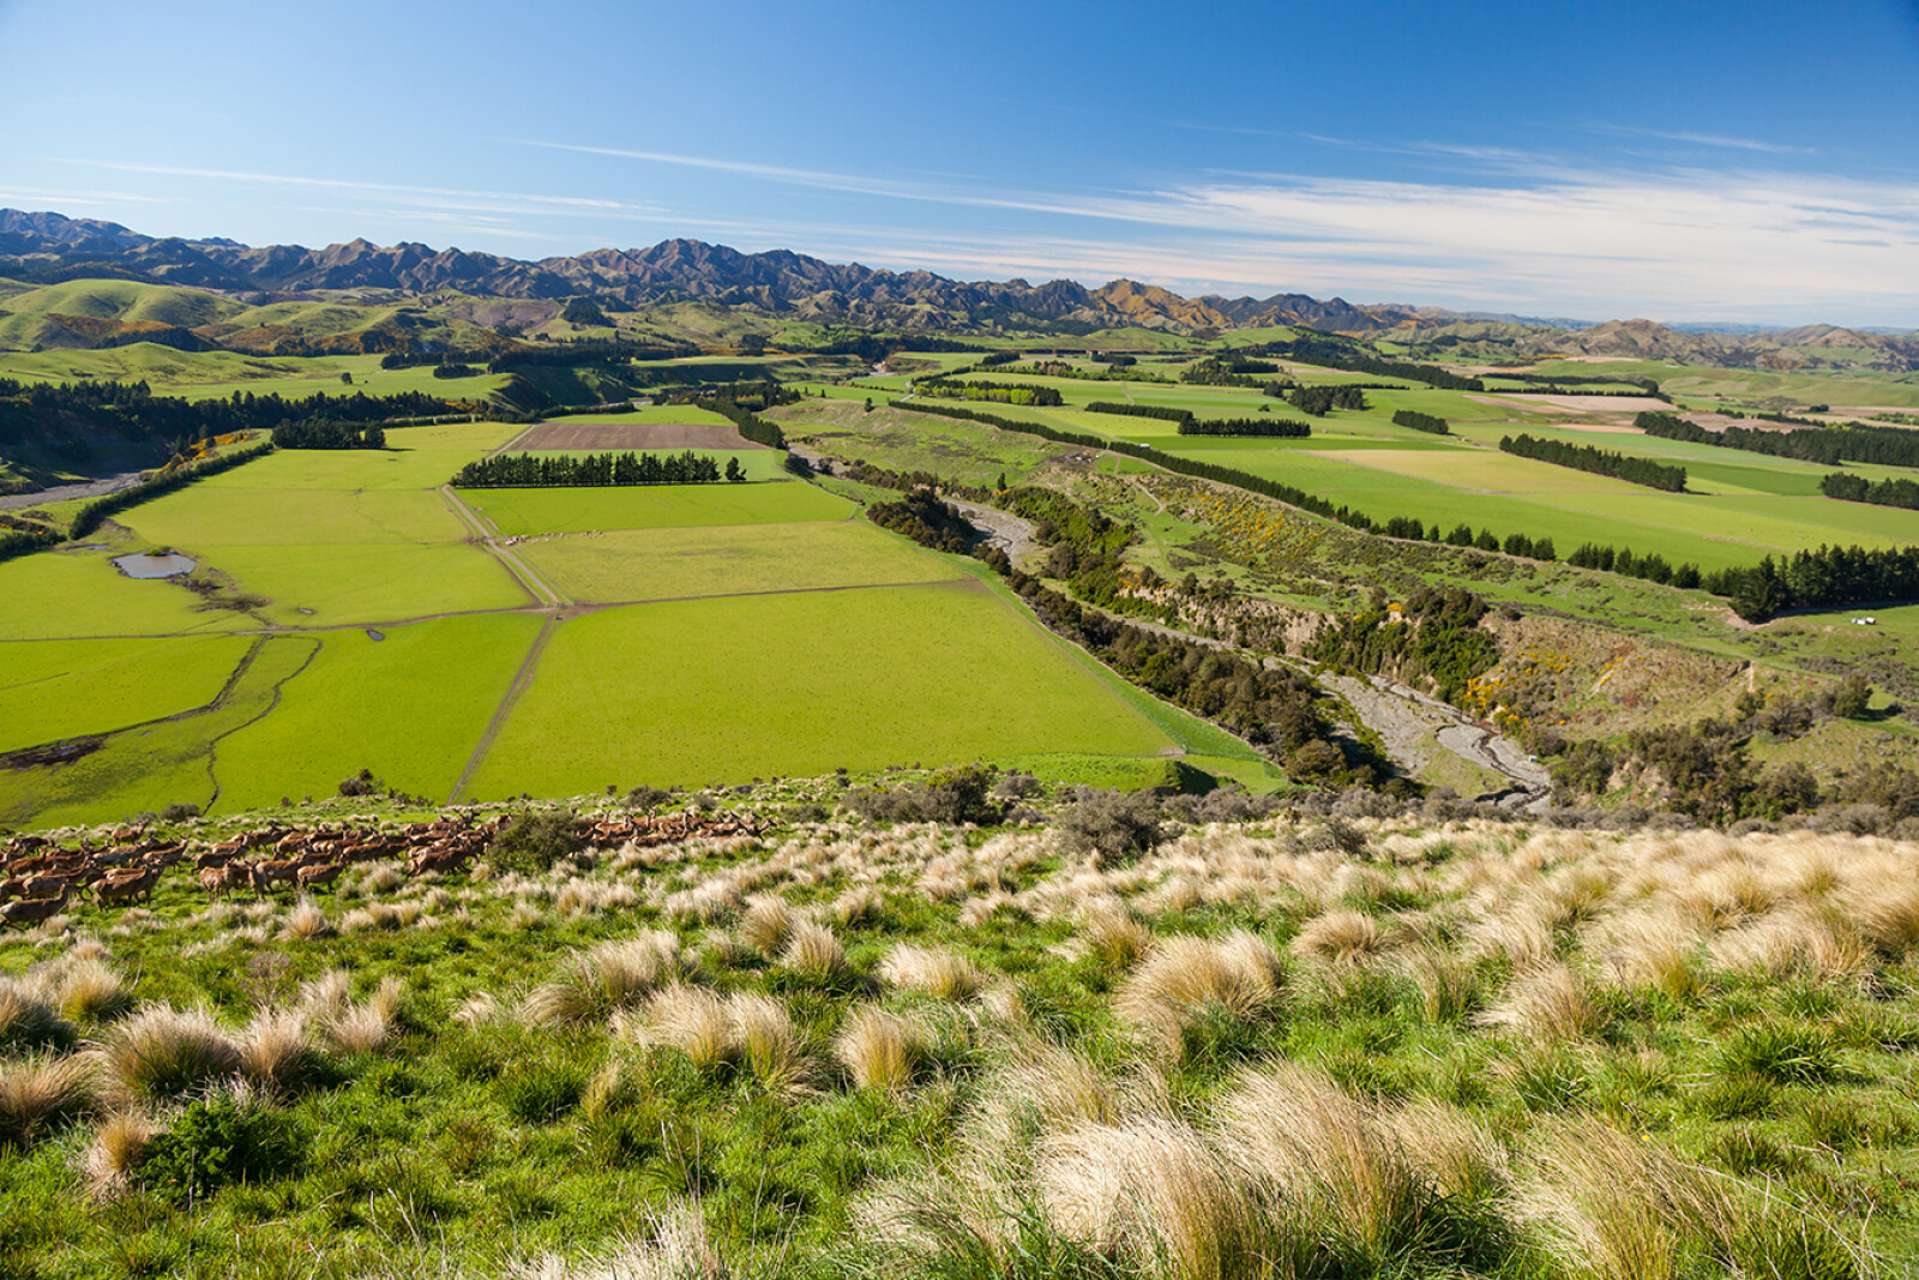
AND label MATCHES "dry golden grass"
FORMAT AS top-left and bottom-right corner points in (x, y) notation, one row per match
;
(1036, 1116), (1264, 1280)
(1079, 898), (1150, 969)
(237, 1008), (322, 1094)
(507, 1199), (723, 1279)
(0, 976), (70, 1051)
(834, 1006), (920, 1091)
(1214, 1061), (1426, 1257)
(1114, 930), (1281, 1052)
(621, 985), (735, 1069)
(282, 896), (333, 941)
(0, 1053), (95, 1147)
(1290, 908), (1385, 965)
(779, 921), (846, 984)
(523, 933), (688, 1028)
(79, 1109), (153, 1202)
(738, 894), (796, 957)
(729, 993), (809, 1091)
(1478, 962), (1604, 1044)
(50, 956), (131, 1023)
(88, 1005), (238, 1104)
(878, 944), (981, 1001)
